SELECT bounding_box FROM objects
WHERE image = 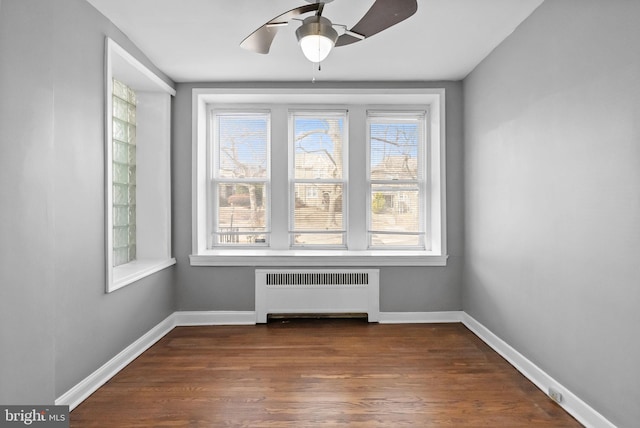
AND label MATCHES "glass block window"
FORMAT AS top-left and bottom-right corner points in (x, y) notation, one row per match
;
(112, 79), (137, 266)
(290, 111), (347, 247)
(210, 111), (270, 246)
(368, 111), (426, 249)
